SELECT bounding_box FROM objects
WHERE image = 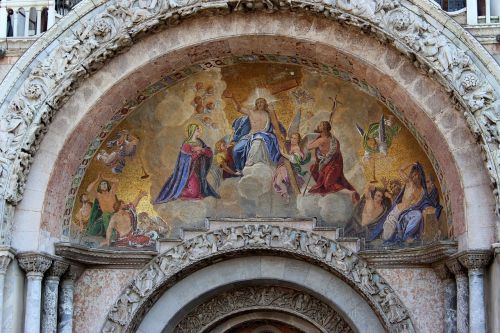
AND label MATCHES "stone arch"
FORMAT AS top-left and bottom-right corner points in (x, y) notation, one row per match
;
(102, 226), (414, 333)
(0, 0), (498, 249)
